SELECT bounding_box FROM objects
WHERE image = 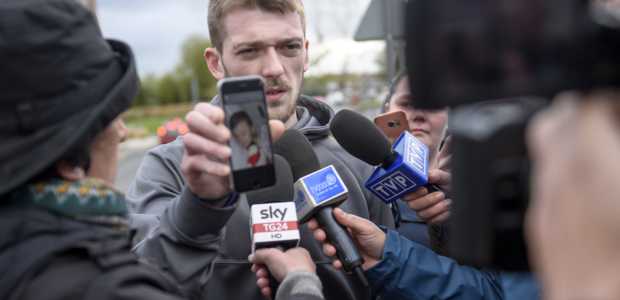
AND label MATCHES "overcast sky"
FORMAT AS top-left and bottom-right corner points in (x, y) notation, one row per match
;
(97, 0), (380, 76)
